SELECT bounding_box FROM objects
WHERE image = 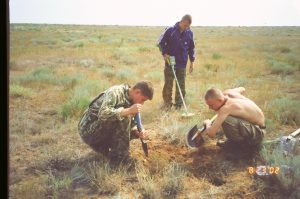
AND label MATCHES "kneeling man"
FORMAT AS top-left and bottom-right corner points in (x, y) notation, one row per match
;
(203, 87), (265, 159)
(78, 81), (154, 165)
